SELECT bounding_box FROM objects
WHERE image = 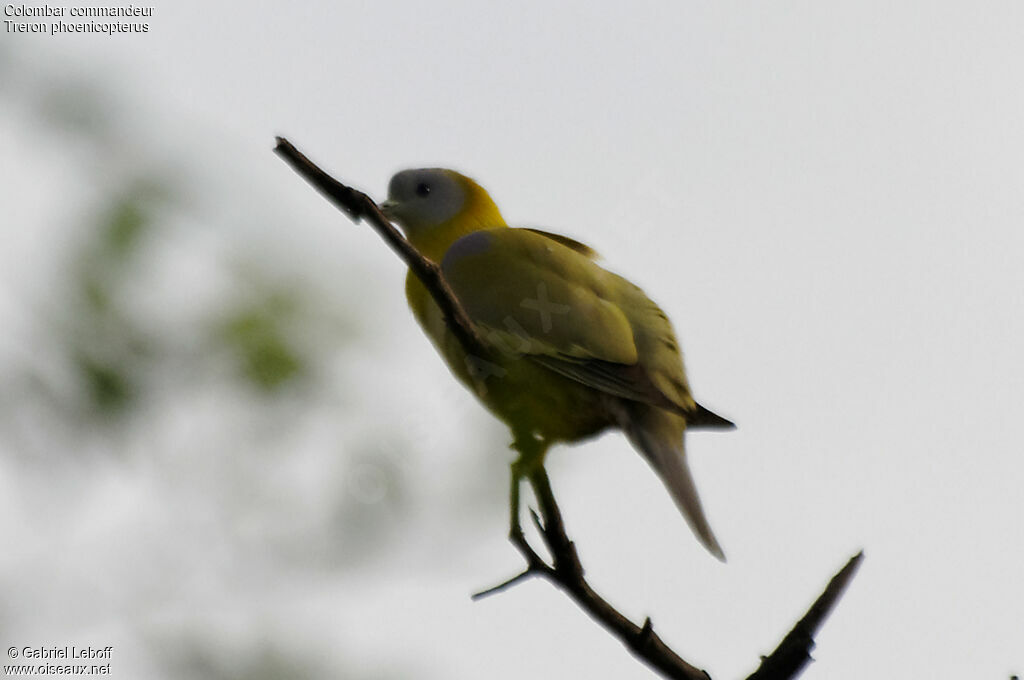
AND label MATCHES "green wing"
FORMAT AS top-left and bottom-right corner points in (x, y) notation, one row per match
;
(441, 229), (635, 363)
(441, 228), (697, 415)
